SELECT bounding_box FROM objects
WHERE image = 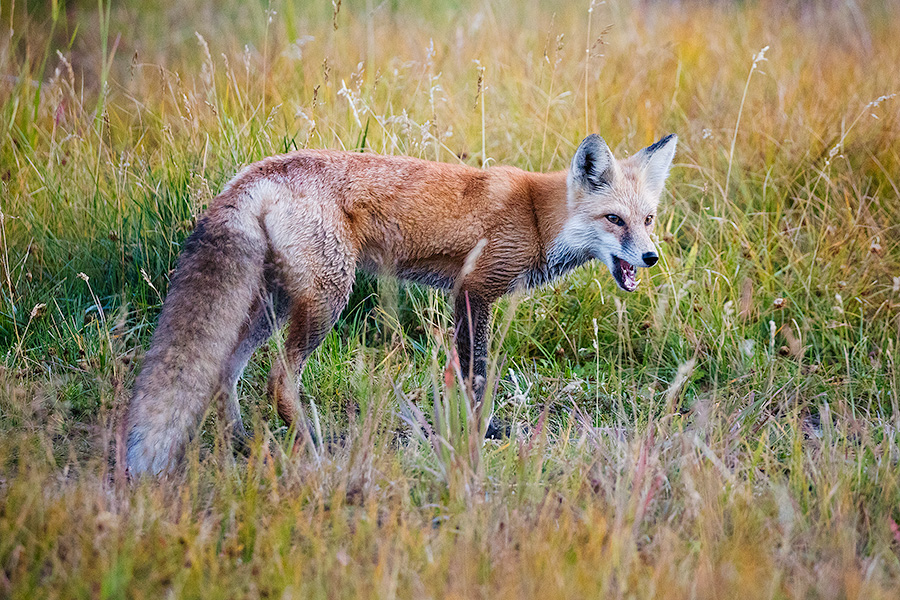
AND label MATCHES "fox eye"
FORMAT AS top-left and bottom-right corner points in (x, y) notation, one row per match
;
(645, 215), (654, 226)
(605, 214), (625, 226)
